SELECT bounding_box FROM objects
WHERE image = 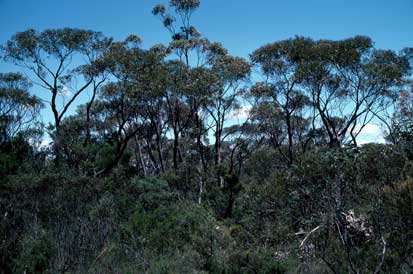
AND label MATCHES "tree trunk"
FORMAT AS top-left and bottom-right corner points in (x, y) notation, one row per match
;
(135, 136), (147, 176)
(285, 111), (294, 166)
(172, 127), (179, 170)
